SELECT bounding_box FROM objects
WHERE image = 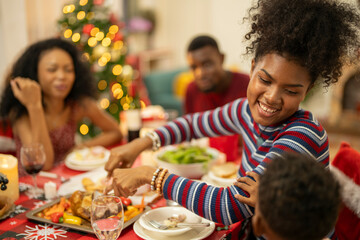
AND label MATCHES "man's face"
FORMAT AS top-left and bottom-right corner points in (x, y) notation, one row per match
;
(186, 45), (224, 92)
